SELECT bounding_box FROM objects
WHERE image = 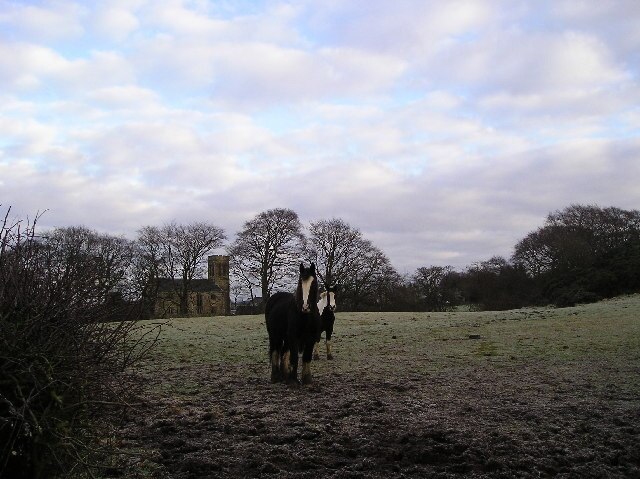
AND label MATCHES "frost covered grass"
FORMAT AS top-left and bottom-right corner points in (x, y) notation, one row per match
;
(139, 294), (640, 373)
